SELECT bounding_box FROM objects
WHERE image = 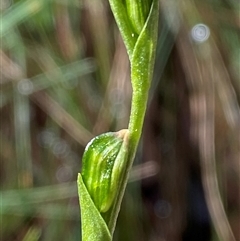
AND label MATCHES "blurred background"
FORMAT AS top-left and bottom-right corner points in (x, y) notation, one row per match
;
(1, 0), (240, 240)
